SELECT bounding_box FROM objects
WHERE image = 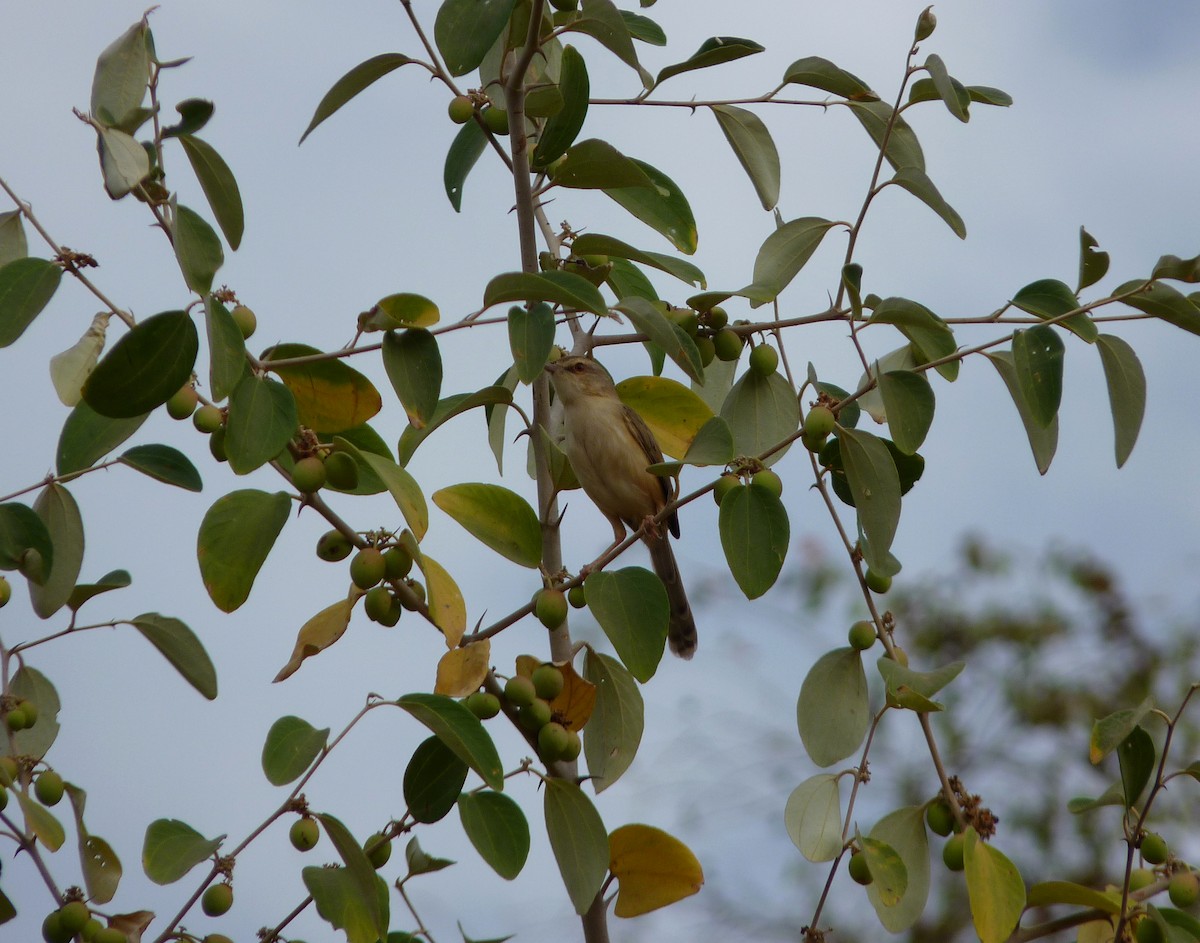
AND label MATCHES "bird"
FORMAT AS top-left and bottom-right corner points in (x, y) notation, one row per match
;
(544, 355), (697, 658)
